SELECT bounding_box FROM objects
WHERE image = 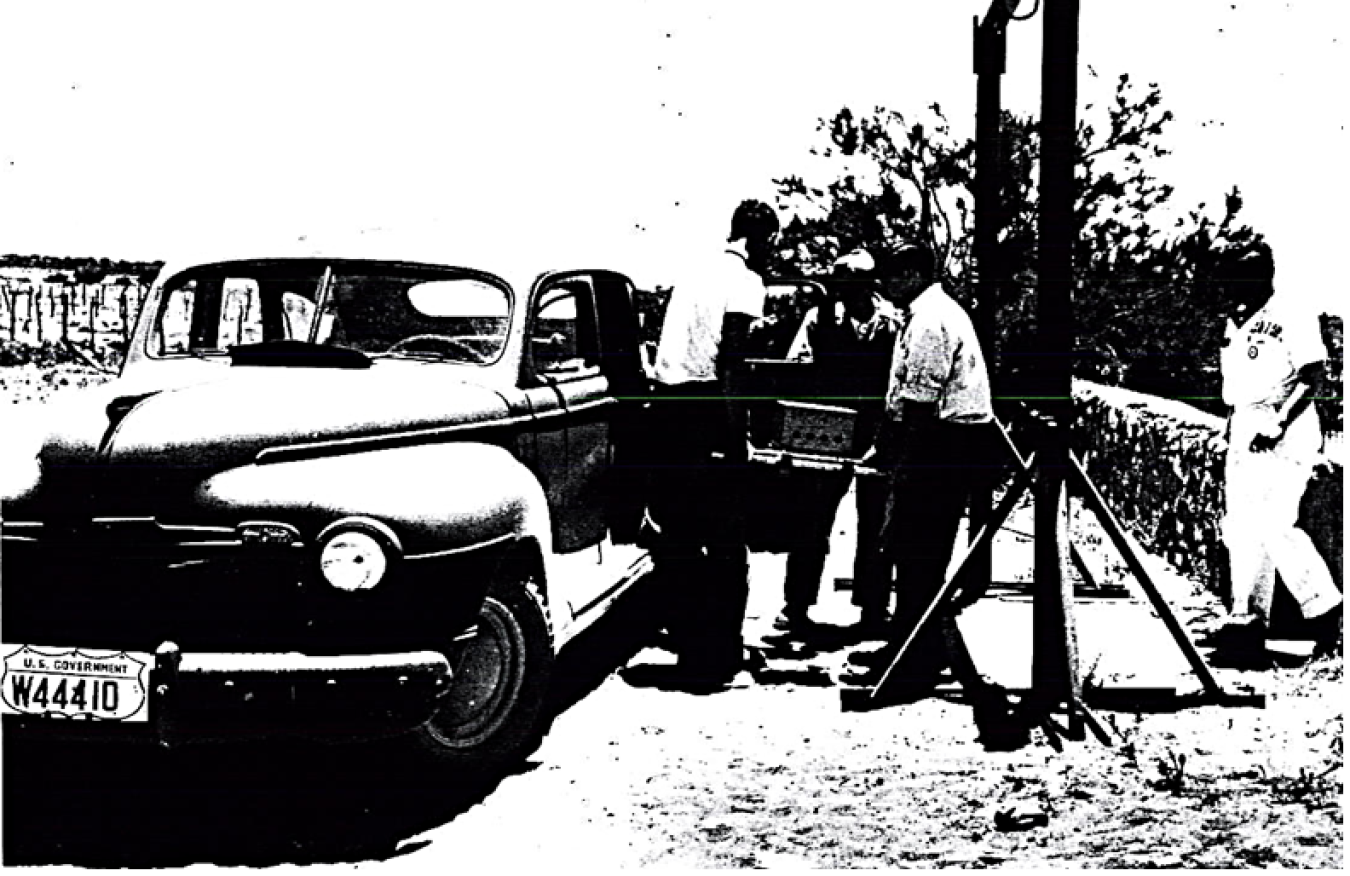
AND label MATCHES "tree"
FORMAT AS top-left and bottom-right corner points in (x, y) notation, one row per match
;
(770, 74), (1263, 414)
(132, 261), (165, 286)
(72, 259), (110, 285)
(773, 103), (973, 280)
